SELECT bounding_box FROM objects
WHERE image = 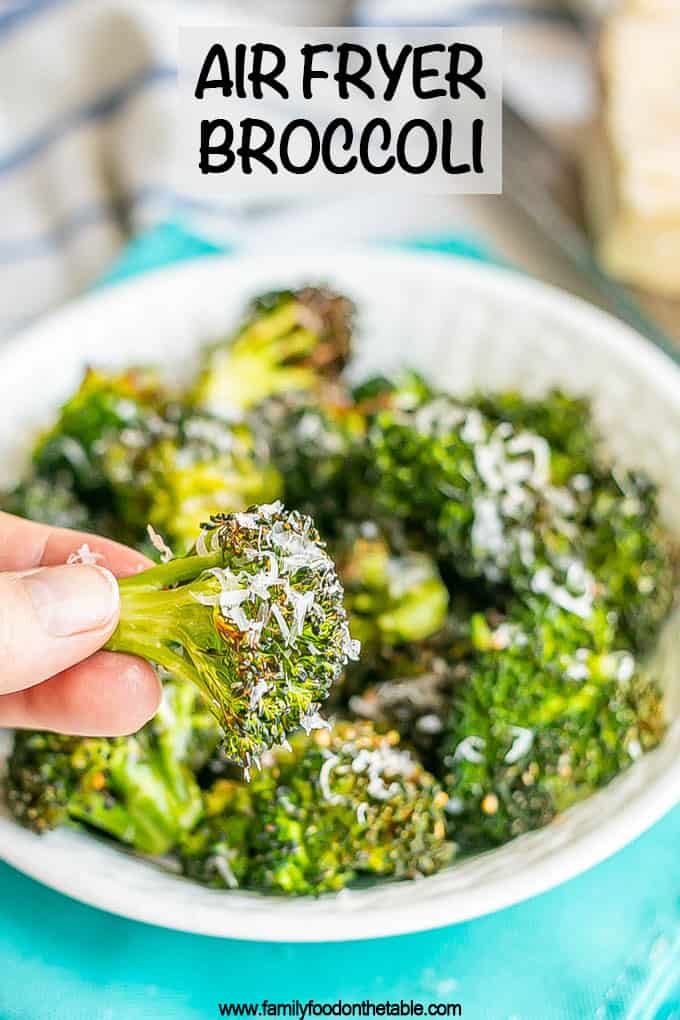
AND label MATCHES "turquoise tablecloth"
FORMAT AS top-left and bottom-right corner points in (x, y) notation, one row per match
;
(2, 225), (680, 1020)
